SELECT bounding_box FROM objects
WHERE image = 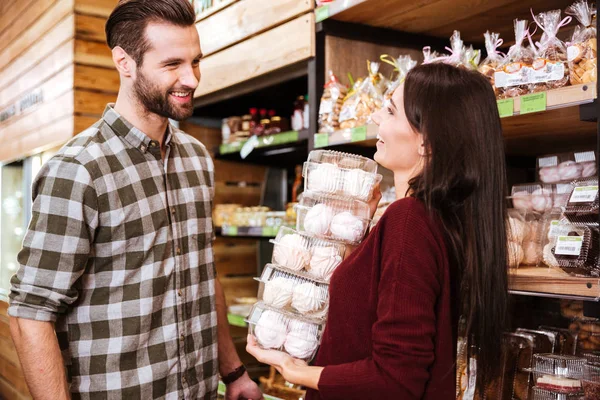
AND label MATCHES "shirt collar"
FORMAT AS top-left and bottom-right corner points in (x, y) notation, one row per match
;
(102, 104), (174, 153)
